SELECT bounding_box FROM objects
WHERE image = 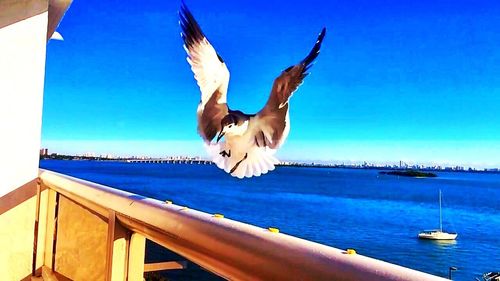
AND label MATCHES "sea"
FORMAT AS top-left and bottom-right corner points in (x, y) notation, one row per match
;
(40, 160), (500, 281)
